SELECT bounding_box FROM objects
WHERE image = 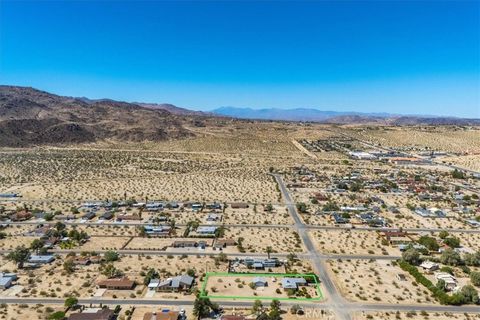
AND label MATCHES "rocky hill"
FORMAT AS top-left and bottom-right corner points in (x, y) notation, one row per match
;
(0, 86), (194, 147)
